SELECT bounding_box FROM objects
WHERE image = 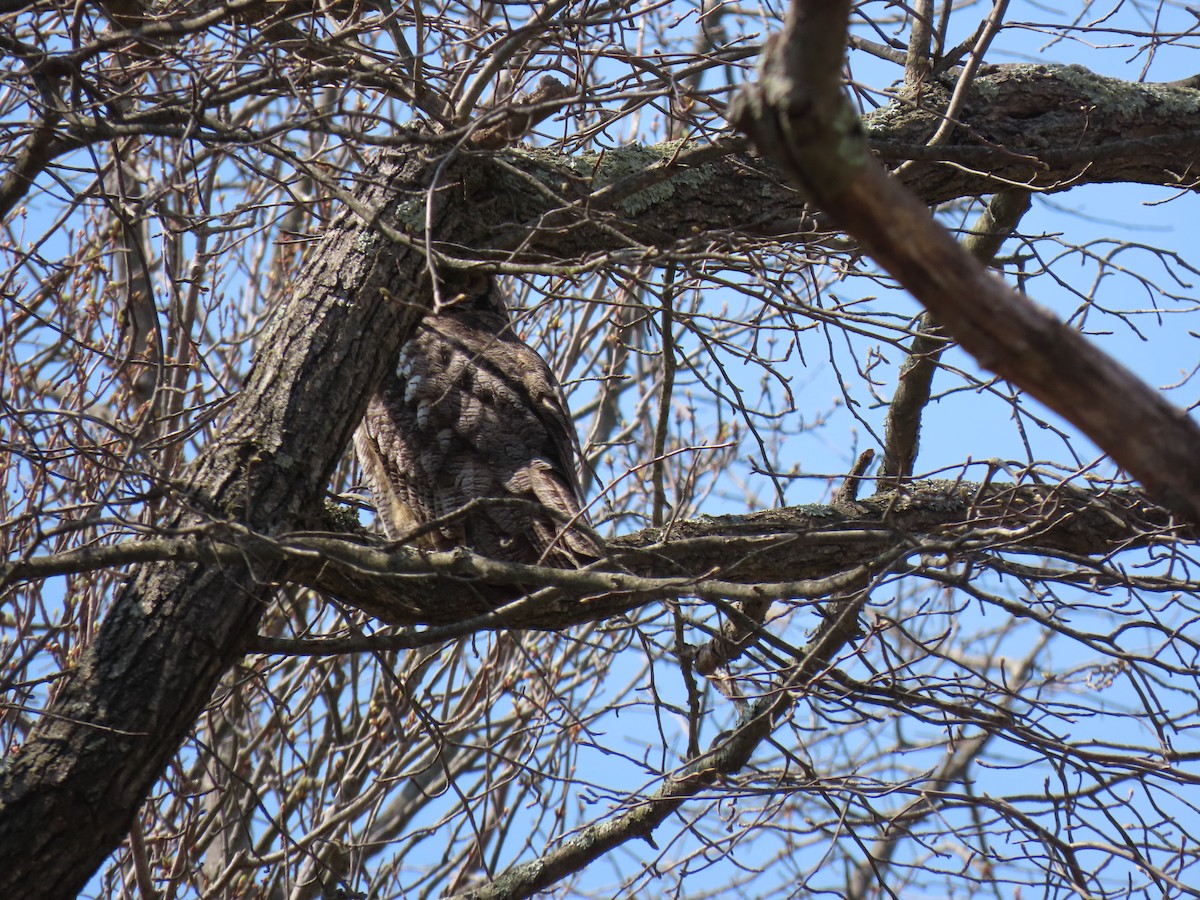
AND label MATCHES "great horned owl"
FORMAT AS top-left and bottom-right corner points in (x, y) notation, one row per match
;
(354, 285), (602, 570)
